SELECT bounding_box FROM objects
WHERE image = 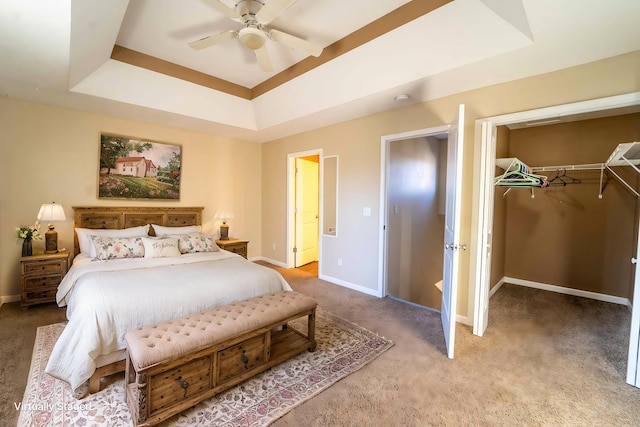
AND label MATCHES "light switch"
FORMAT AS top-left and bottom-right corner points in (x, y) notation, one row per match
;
(363, 207), (371, 217)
